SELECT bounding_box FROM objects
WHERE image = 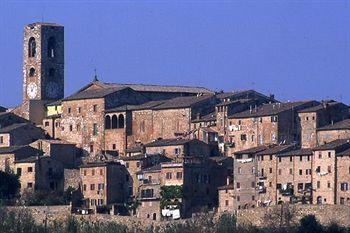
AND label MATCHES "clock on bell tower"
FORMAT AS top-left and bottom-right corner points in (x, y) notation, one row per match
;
(23, 22), (64, 102)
